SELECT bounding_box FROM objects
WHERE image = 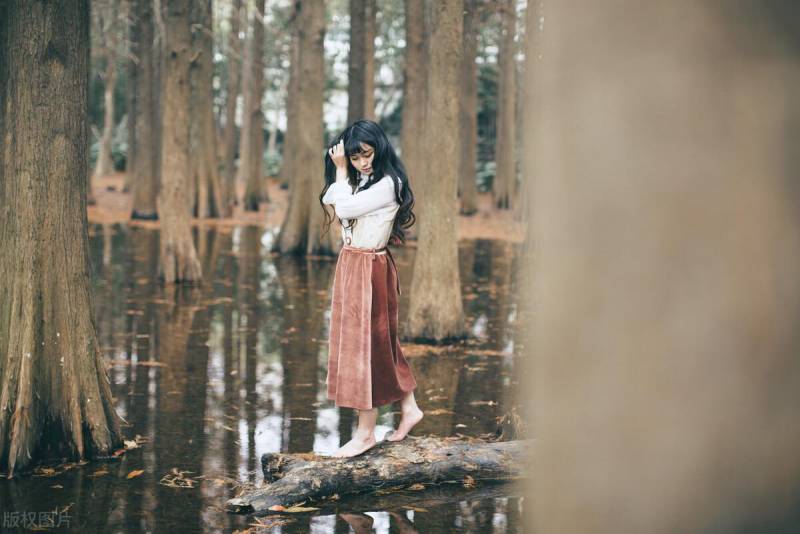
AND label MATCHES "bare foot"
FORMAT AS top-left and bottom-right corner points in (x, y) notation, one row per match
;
(340, 513), (374, 533)
(385, 408), (424, 441)
(333, 433), (377, 458)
